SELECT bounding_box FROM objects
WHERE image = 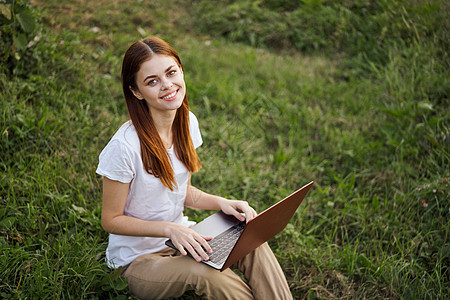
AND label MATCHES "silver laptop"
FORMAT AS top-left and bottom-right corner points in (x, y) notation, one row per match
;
(166, 181), (314, 271)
